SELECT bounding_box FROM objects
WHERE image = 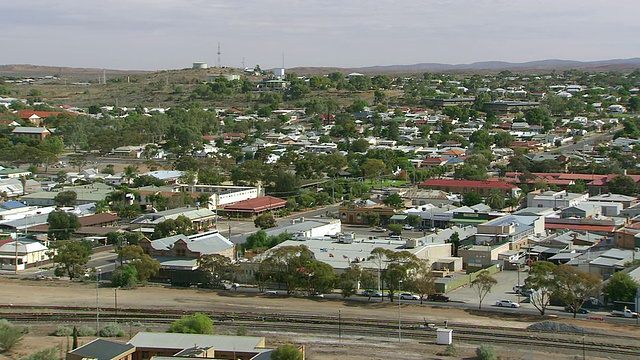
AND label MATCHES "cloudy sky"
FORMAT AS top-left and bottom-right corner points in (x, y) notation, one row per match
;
(2, 0), (638, 70)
